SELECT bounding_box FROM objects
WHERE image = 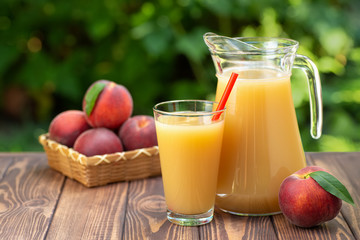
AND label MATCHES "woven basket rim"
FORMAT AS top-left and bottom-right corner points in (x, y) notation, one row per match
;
(39, 133), (159, 166)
